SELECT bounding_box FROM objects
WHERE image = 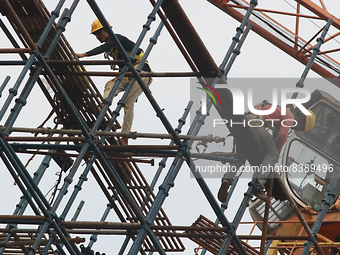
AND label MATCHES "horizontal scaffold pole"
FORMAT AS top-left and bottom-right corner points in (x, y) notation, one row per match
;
(0, 60), (124, 65)
(2, 126), (225, 143)
(0, 225), (312, 240)
(0, 238), (85, 248)
(41, 70), (218, 77)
